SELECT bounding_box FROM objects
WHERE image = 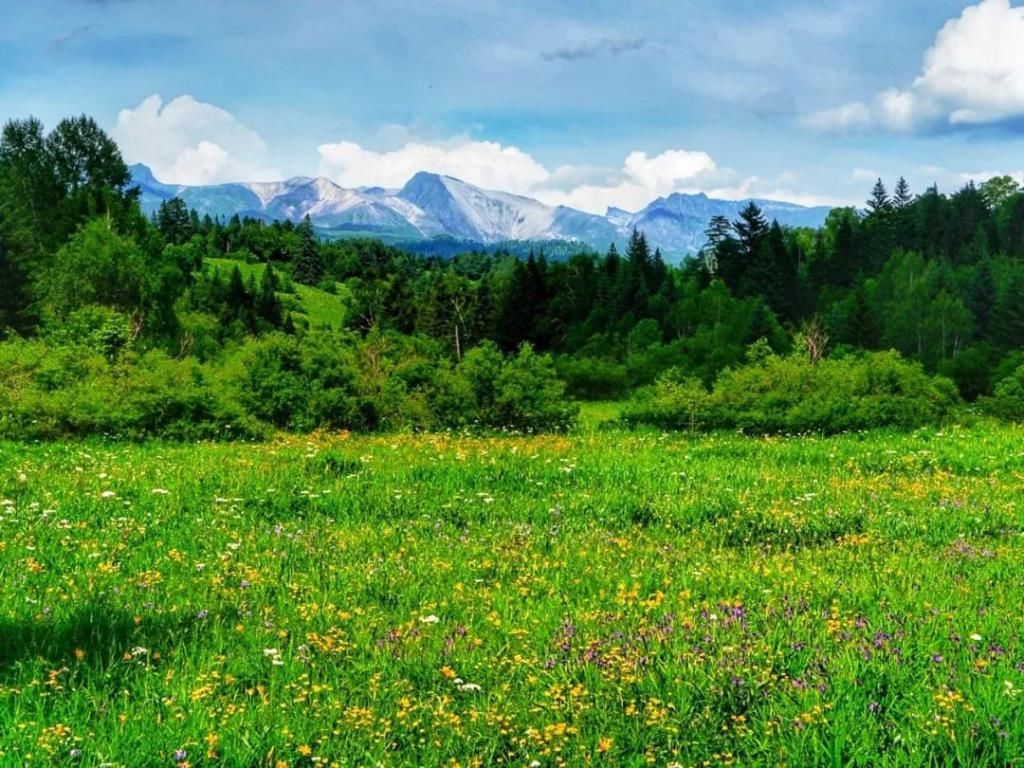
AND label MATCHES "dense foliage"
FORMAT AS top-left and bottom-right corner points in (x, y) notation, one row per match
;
(3, 113), (1024, 436)
(621, 350), (961, 434)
